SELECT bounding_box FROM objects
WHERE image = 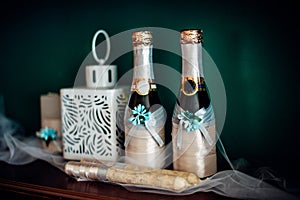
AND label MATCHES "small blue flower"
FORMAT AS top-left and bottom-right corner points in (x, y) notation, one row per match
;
(39, 127), (57, 144)
(128, 104), (151, 125)
(178, 111), (202, 132)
